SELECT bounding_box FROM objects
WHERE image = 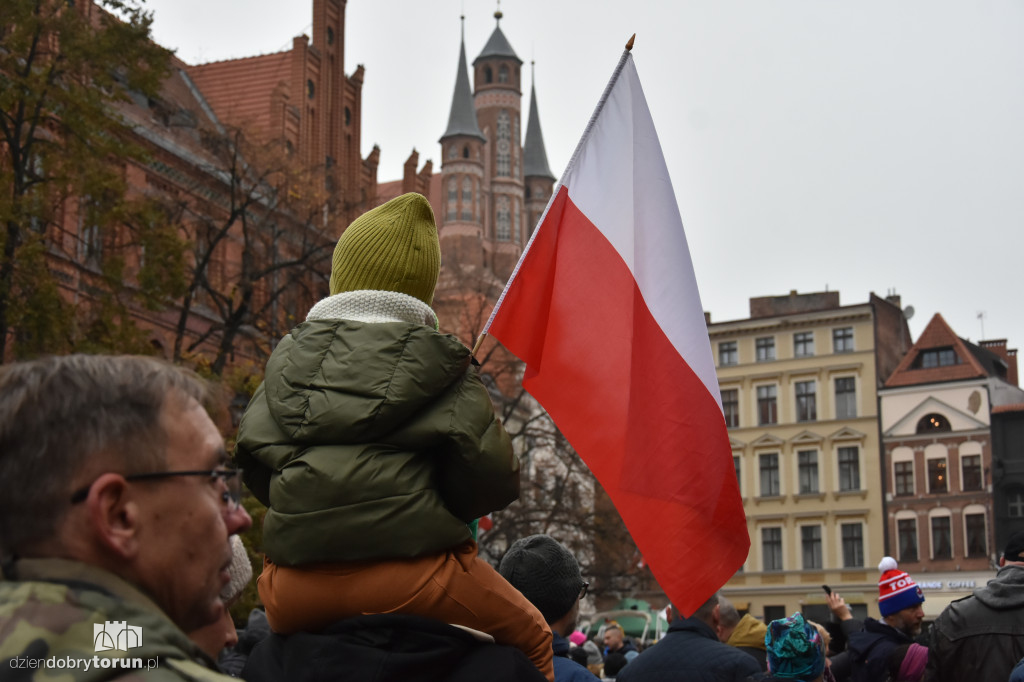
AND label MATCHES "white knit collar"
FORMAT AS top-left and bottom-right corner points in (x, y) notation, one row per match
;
(306, 290), (438, 329)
